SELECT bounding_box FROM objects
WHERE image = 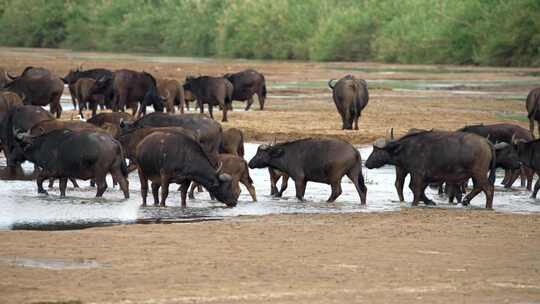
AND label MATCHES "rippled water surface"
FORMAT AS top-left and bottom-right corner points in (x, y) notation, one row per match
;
(0, 143), (539, 230)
